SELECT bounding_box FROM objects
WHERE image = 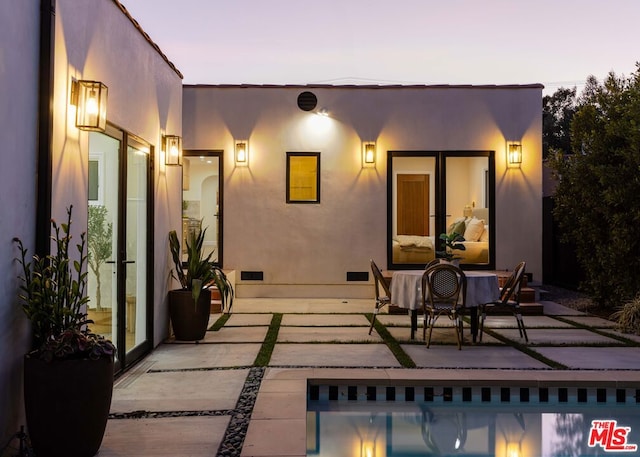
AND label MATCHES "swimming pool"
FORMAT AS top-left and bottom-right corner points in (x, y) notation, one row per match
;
(307, 383), (640, 456)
